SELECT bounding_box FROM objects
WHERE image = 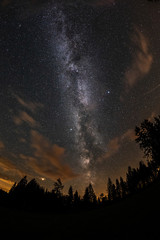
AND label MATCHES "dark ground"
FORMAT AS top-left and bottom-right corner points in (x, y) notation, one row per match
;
(0, 182), (160, 239)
